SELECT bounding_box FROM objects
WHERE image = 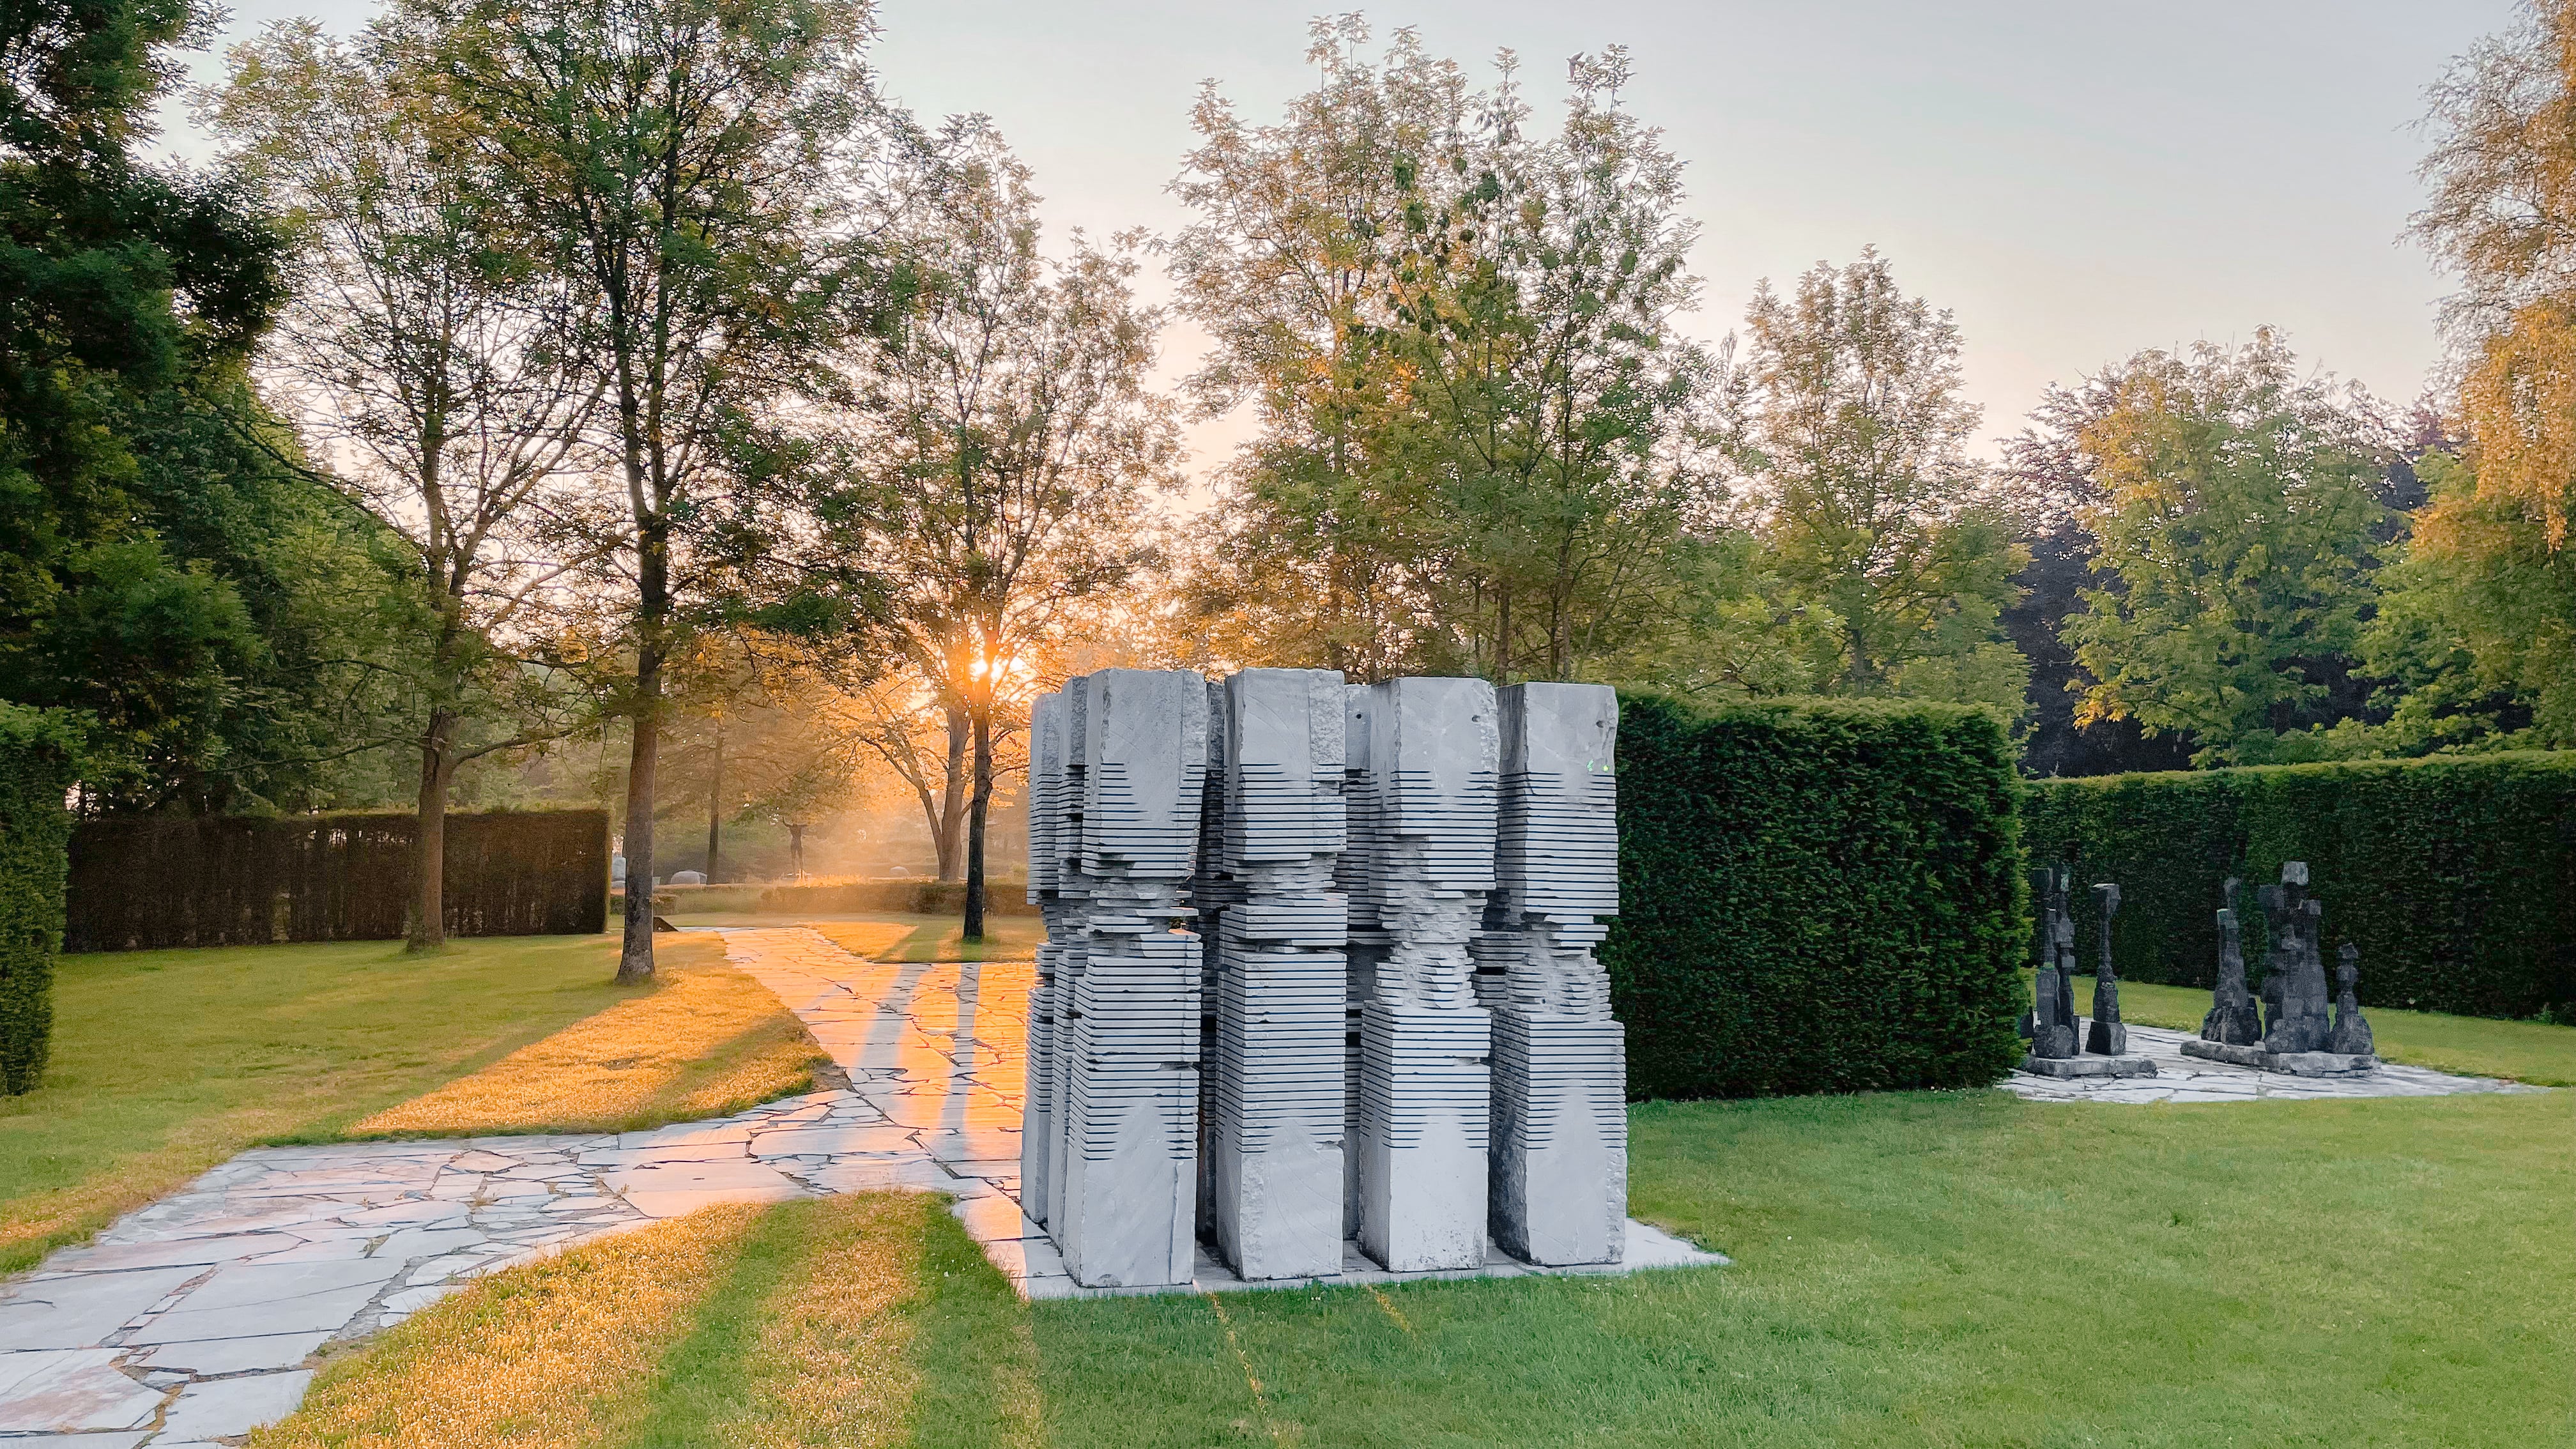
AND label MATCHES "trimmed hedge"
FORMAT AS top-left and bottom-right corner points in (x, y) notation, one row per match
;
(1604, 694), (2027, 1100)
(65, 810), (610, 951)
(2023, 755), (2576, 1020)
(0, 706), (80, 1094)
